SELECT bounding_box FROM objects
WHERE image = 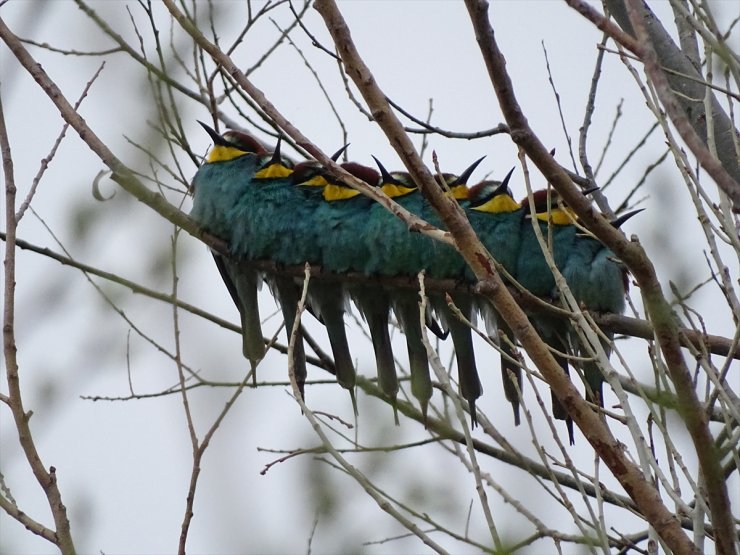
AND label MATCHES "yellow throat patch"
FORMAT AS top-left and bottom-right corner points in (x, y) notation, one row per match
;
(324, 184), (361, 201)
(381, 183), (416, 198)
(206, 145), (253, 163)
(472, 194), (520, 214)
(535, 206), (576, 225)
(254, 163), (294, 179)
